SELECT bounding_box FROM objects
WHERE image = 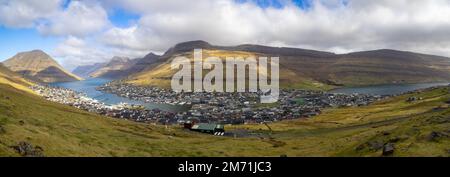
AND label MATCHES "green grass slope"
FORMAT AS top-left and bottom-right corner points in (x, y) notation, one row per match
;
(0, 84), (296, 156)
(232, 86), (450, 156)
(0, 64), (35, 93)
(0, 82), (449, 156)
